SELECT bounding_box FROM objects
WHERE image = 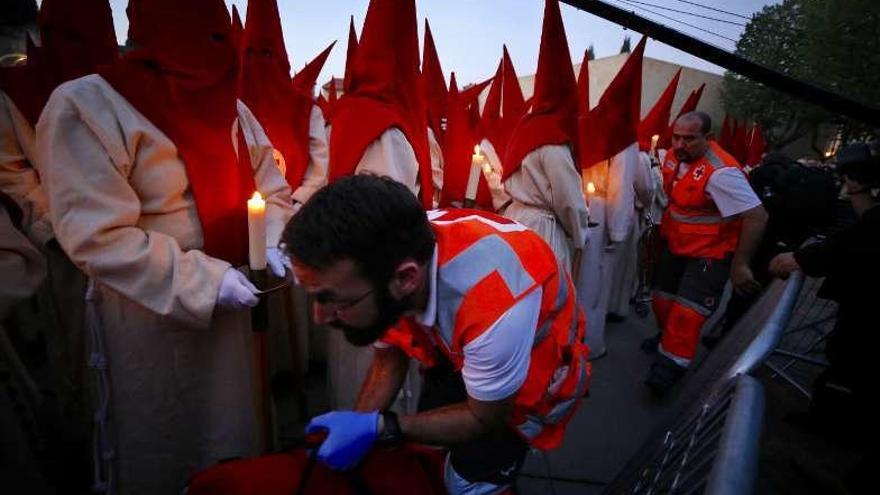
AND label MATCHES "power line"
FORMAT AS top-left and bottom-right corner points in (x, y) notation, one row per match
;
(669, 0), (753, 21)
(611, 0), (740, 44)
(619, 0), (748, 27)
